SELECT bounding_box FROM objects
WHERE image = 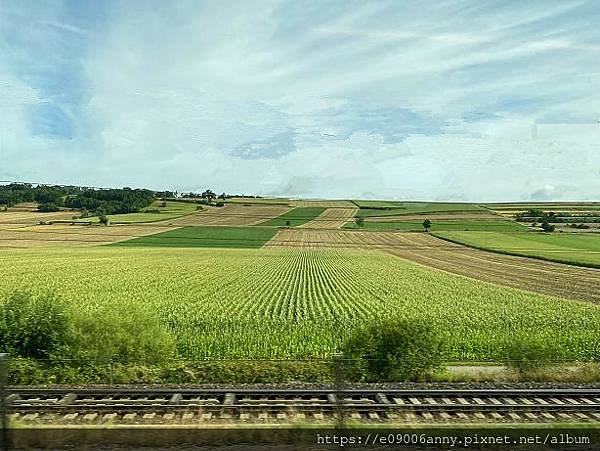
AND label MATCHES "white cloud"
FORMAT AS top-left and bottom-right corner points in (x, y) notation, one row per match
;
(0, 0), (599, 199)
